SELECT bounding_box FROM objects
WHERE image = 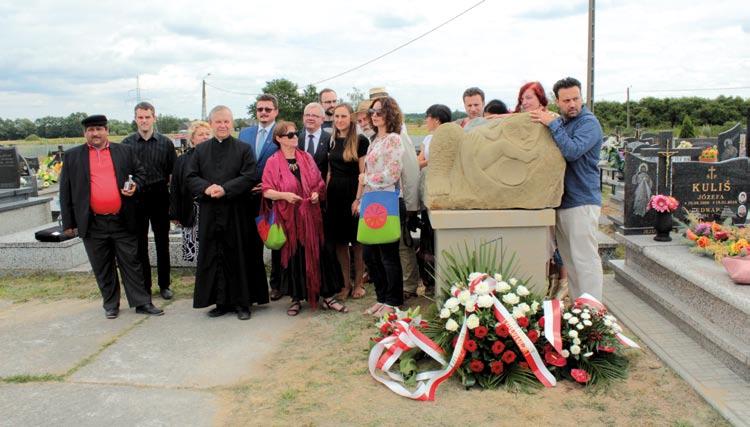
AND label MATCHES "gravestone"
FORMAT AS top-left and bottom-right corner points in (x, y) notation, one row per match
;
(671, 158), (750, 225)
(24, 157), (40, 174)
(0, 146), (21, 189)
(622, 153), (658, 234)
(658, 131), (674, 149)
(717, 123), (741, 161)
